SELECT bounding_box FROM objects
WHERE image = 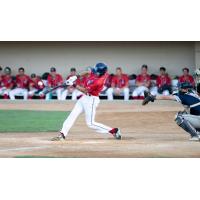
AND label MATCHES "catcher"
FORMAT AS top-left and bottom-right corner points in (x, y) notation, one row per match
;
(142, 82), (200, 141)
